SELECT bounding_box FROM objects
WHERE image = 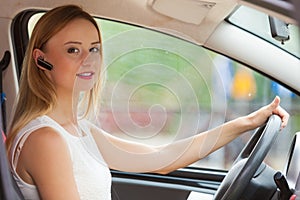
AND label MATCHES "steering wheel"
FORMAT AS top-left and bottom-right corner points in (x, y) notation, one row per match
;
(213, 115), (282, 200)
